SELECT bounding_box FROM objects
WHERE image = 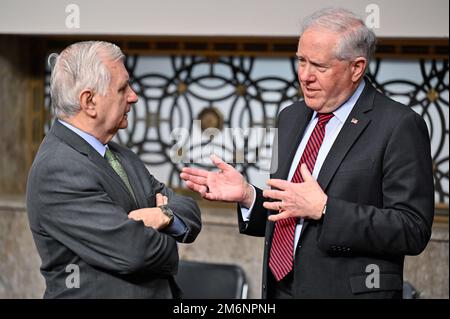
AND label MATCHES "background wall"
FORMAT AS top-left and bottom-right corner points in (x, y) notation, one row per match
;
(0, 0), (448, 37)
